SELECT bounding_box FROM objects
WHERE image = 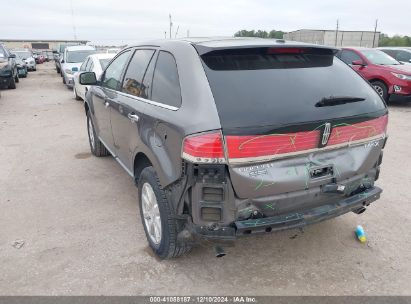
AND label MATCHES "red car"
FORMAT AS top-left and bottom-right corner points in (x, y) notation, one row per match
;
(337, 47), (411, 102)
